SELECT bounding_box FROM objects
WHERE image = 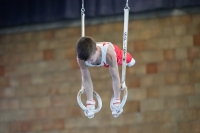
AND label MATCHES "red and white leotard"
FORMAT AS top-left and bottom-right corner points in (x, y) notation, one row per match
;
(85, 42), (135, 67)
